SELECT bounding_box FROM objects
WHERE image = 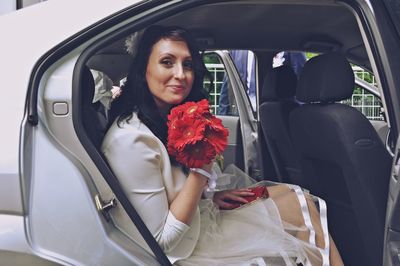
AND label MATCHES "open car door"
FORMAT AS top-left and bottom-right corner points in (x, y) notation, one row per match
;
(385, 135), (400, 266)
(373, 0), (400, 265)
(203, 50), (262, 177)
